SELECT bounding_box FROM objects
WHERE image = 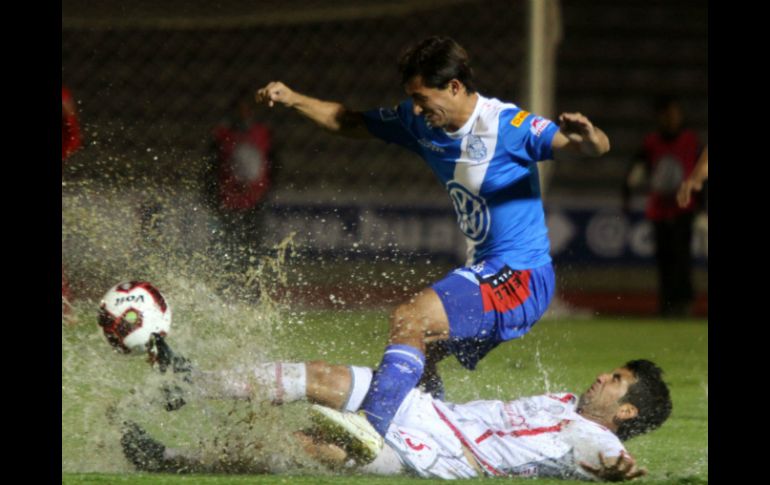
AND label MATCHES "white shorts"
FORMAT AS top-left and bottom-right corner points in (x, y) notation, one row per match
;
(365, 389), (480, 479)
